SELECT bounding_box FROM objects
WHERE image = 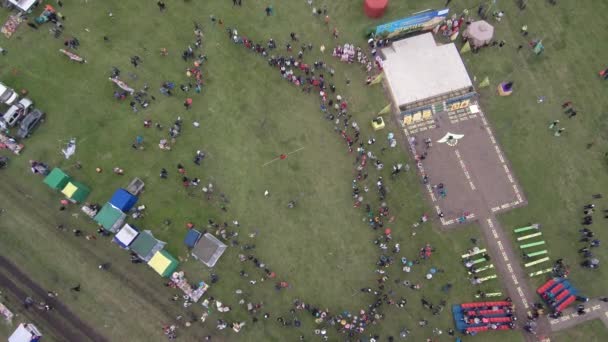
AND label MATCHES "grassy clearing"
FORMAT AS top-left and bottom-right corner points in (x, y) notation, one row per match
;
(0, 0), (605, 340)
(551, 319), (607, 342)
